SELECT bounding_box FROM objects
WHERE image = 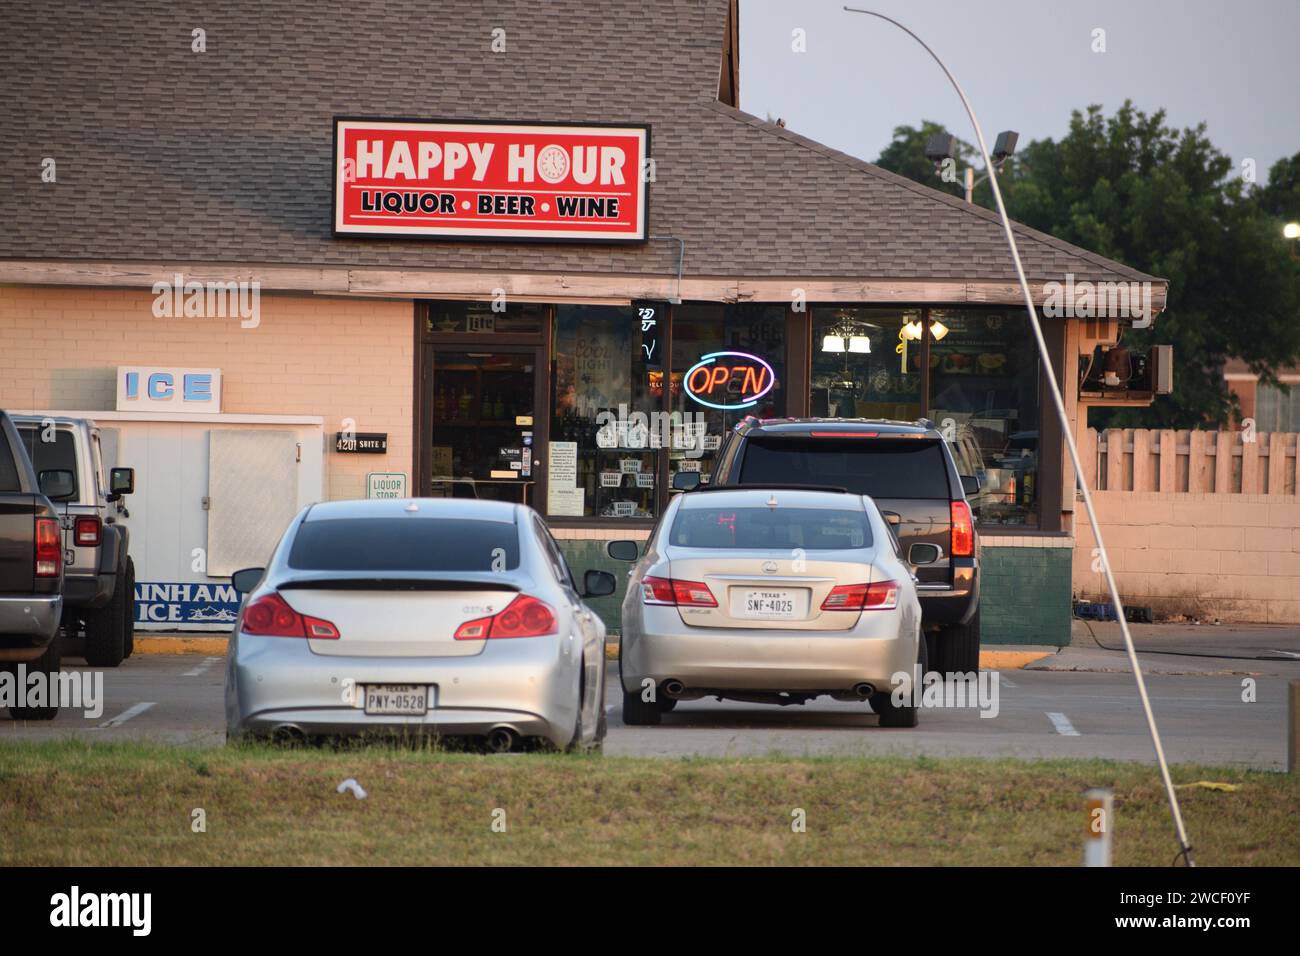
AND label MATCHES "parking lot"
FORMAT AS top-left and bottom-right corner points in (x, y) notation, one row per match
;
(5, 631), (1297, 771)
